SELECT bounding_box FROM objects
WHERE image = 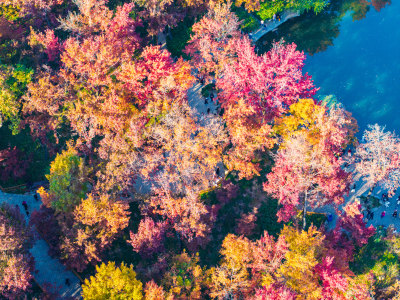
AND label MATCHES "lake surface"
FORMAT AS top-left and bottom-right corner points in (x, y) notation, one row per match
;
(257, 0), (399, 136)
